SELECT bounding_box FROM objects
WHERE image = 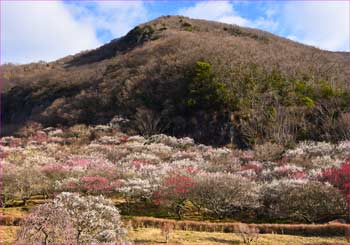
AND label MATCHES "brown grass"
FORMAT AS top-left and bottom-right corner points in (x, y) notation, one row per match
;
(1, 226), (348, 245)
(2, 207), (348, 237)
(0, 208), (26, 226)
(129, 216), (350, 236)
(128, 228), (348, 244)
